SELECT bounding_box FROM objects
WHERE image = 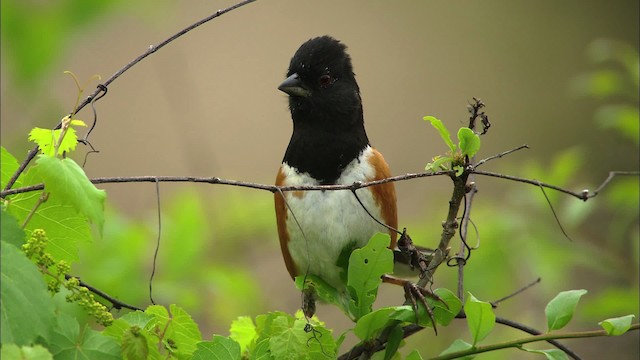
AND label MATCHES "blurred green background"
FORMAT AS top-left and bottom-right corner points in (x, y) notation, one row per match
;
(2, 1), (638, 359)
